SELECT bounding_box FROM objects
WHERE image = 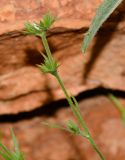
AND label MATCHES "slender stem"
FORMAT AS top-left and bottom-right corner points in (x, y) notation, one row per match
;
(54, 71), (90, 134)
(40, 32), (53, 63)
(55, 72), (105, 160)
(88, 137), (105, 160)
(40, 32), (106, 160)
(80, 131), (105, 160)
